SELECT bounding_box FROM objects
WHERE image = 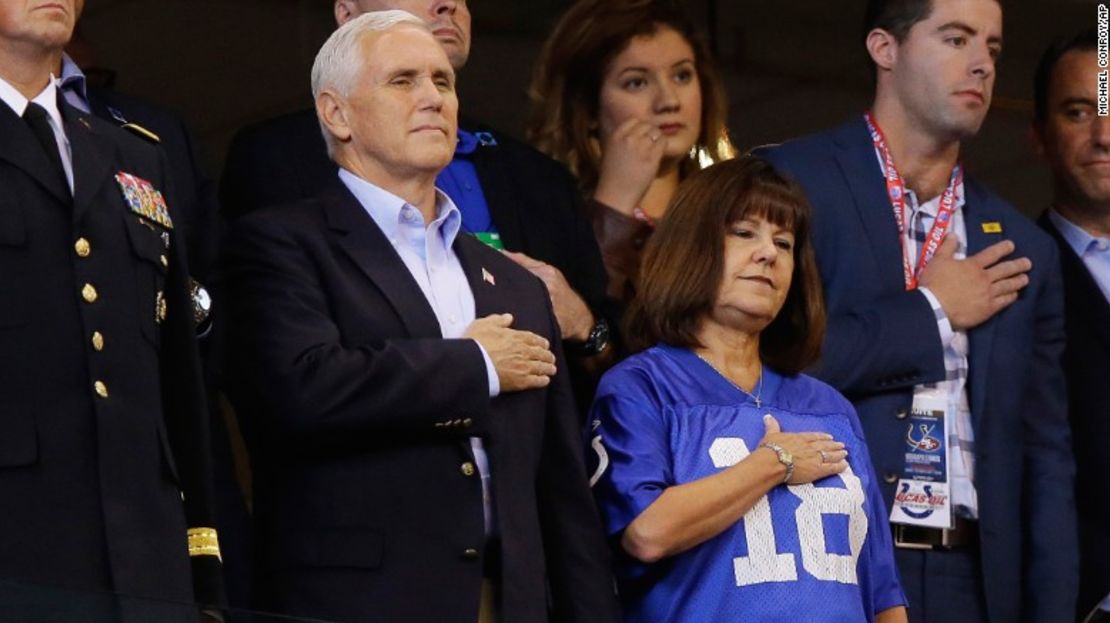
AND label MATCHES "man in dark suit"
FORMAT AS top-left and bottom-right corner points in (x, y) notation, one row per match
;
(1032, 29), (1110, 621)
(760, 0), (1077, 621)
(0, 0), (222, 618)
(221, 0), (615, 396)
(222, 11), (619, 623)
